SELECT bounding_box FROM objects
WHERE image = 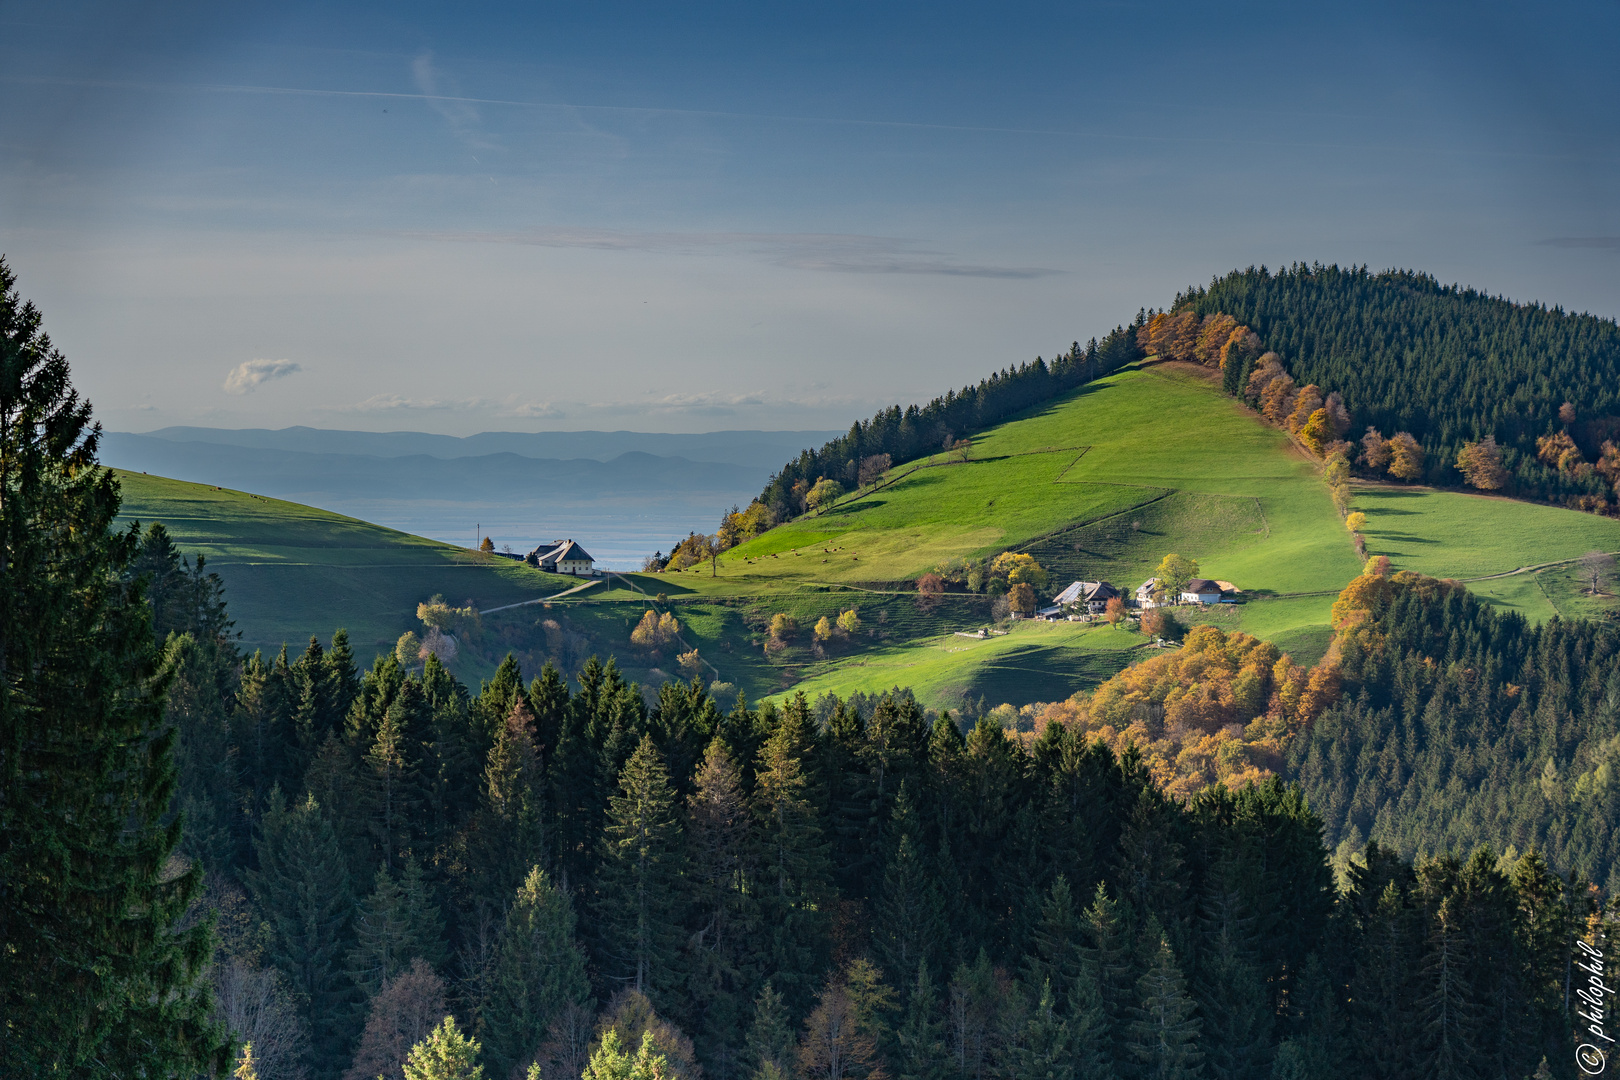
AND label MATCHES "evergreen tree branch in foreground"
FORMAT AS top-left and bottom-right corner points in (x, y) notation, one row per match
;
(0, 256), (229, 1075)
